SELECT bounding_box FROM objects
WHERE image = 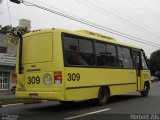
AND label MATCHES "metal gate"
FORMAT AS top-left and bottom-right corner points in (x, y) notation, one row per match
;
(0, 72), (10, 90)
